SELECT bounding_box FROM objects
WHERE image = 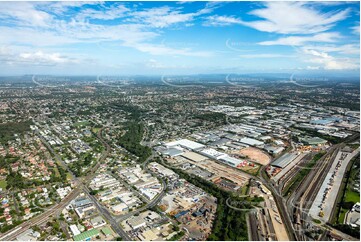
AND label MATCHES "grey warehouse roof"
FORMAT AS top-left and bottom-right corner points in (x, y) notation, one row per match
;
(271, 153), (298, 168)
